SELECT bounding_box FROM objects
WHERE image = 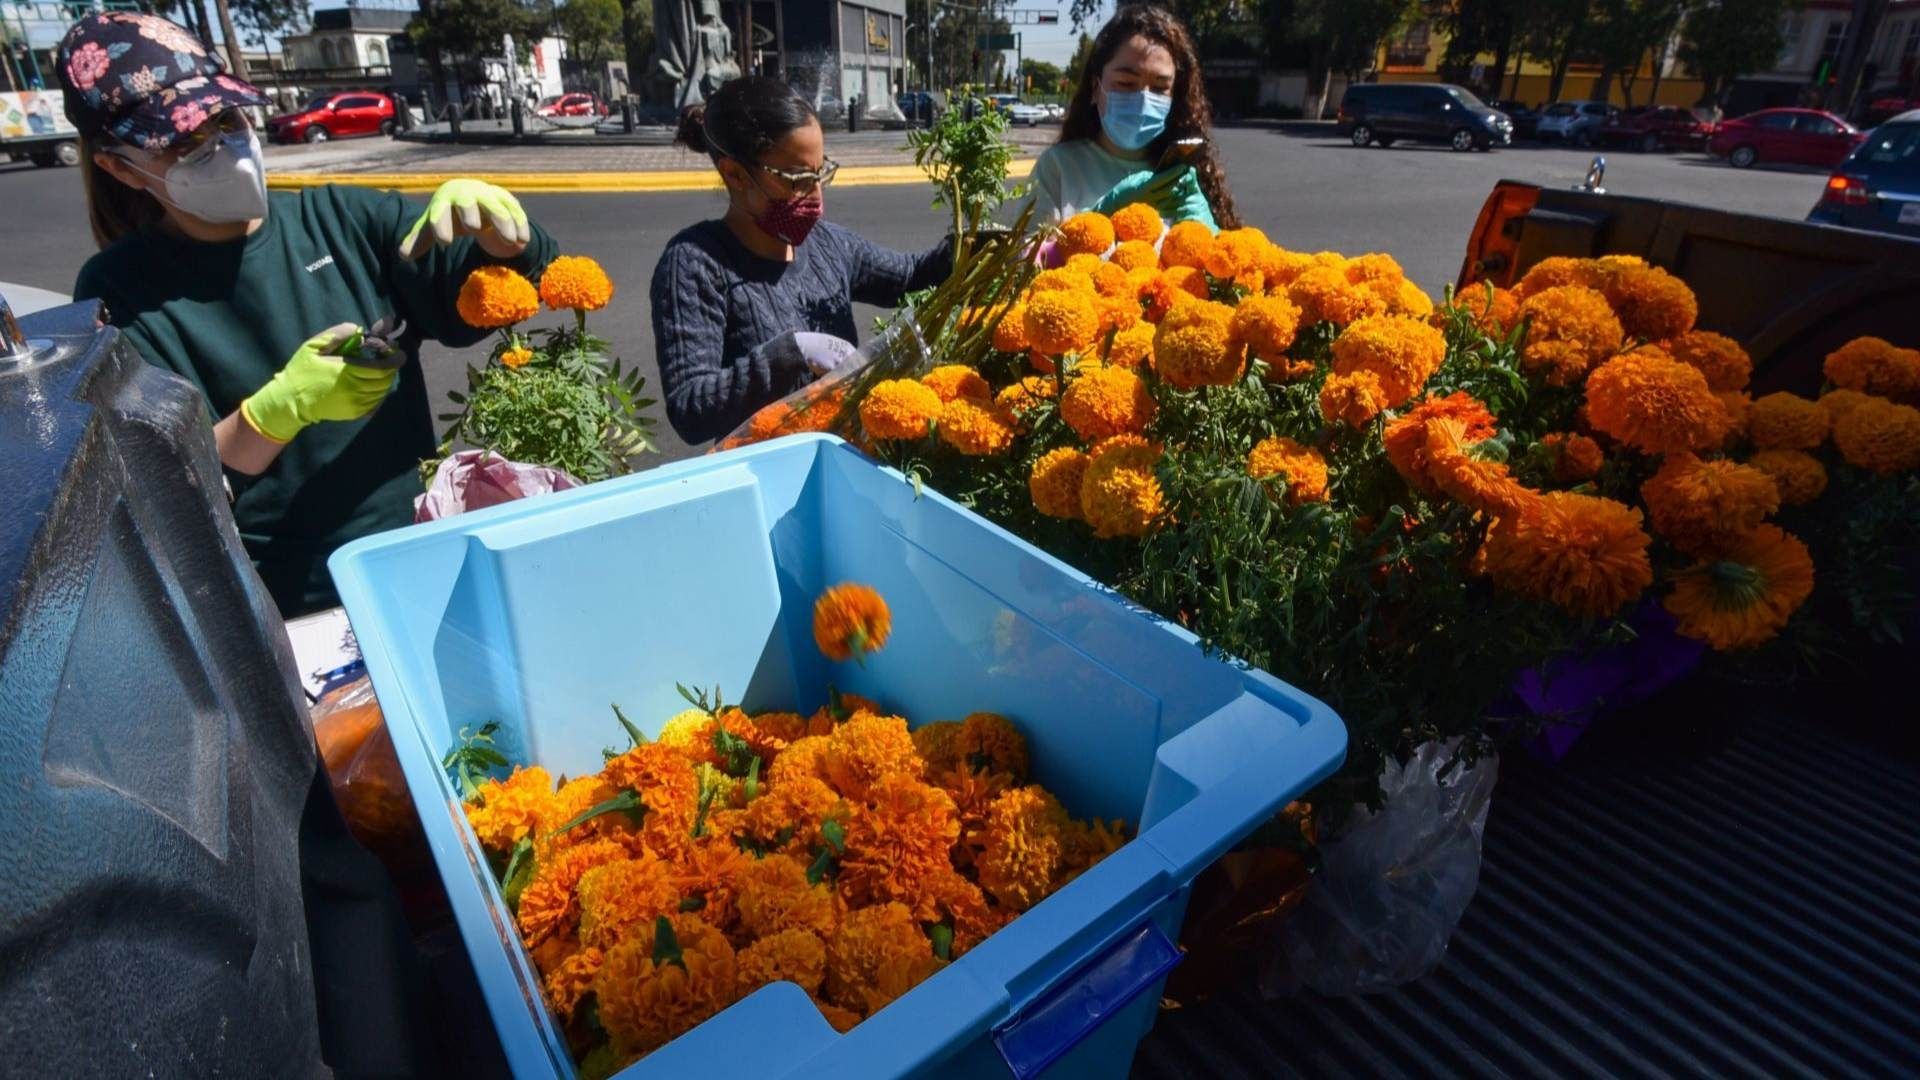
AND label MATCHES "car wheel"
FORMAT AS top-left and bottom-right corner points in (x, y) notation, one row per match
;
(53, 140), (81, 167)
(1350, 124), (1374, 147)
(380, 119), (397, 136)
(1574, 128), (1594, 148)
(1451, 128), (1475, 152)
(303, 125), (330, 143)
(1728, 145), (1757, 168)
(1639, 133), (1660, 154)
